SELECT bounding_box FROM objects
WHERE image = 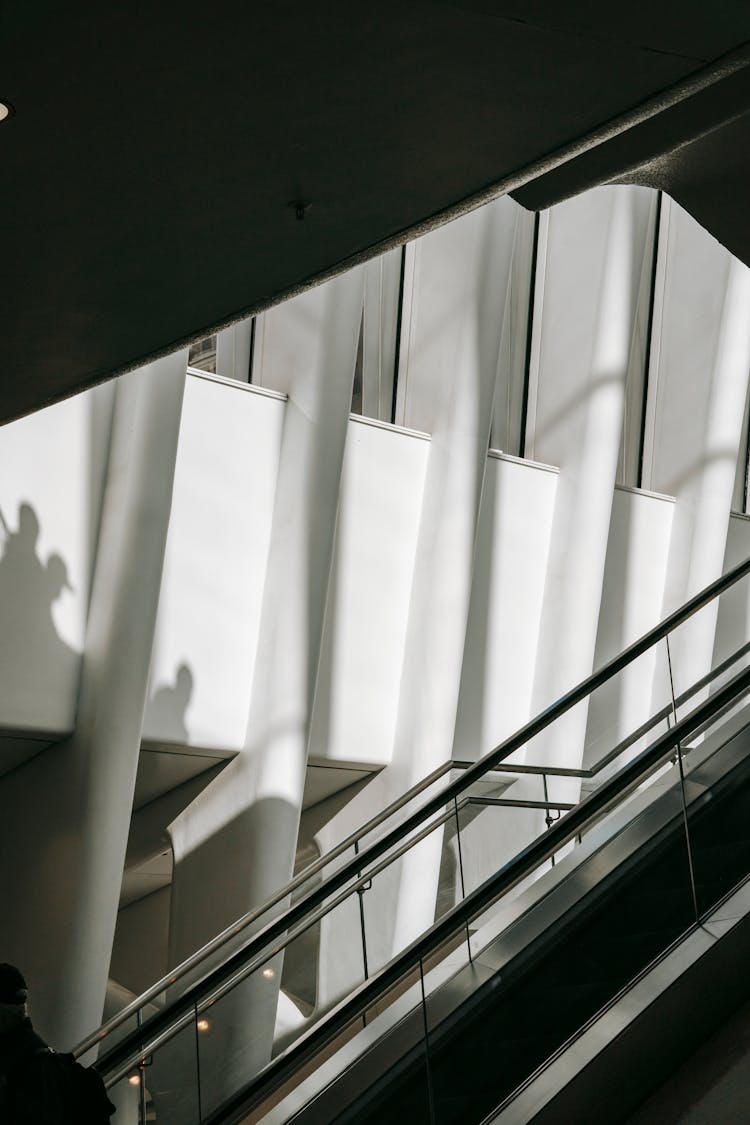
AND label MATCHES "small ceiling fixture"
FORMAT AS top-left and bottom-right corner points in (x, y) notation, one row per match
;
(288, 198), (312, 221)
(0, 100), (14, 122)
